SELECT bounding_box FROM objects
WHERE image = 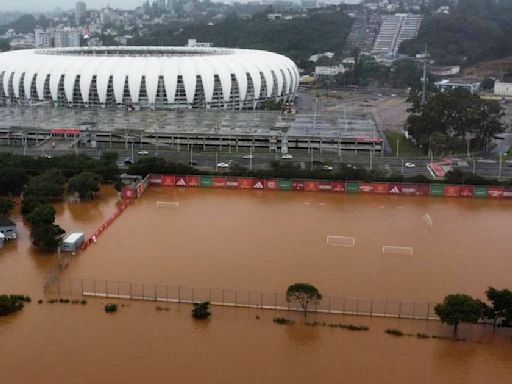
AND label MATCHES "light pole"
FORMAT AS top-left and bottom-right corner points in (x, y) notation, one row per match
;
(498, 153), (503, 181)
(131, 140), (134, 164)
(249, 147), (253, 171)
(401, 158), (404, 175)
(370, 148), (373, 171)
(215, 152), (218, 172)
(396, 139), (399, 158)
